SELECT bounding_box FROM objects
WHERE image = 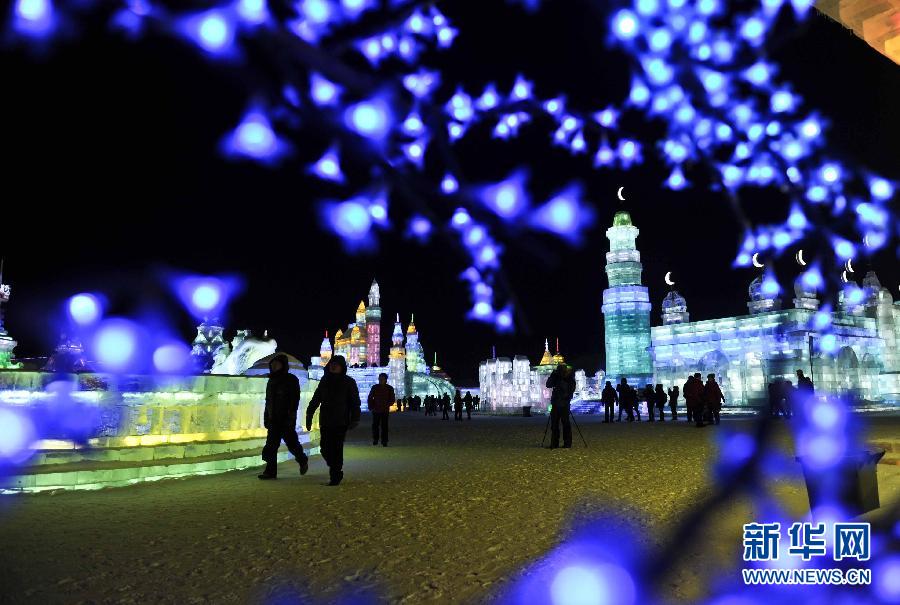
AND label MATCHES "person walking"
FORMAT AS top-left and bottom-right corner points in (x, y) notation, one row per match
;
(453, 390), (464, 421)
(259, 354), (310, 480)
(703, 373), (724, 425)
(546, 363), (576, 448)
(655, 384), (667, 421)
(667, 385), (679, 421)
(601, 381), (617, 423)
(441, 394), (450, 420)
(367, 372), (394, 447)
(463, 392), (473, 420)
(616, 378), (629, 421)
(305, 355), (361, 486)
